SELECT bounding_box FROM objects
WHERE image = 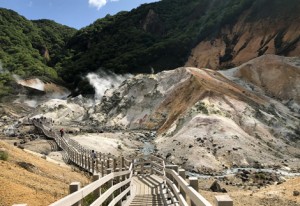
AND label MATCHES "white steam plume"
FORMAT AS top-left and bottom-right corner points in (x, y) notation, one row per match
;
(86, 70), (132, 100)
